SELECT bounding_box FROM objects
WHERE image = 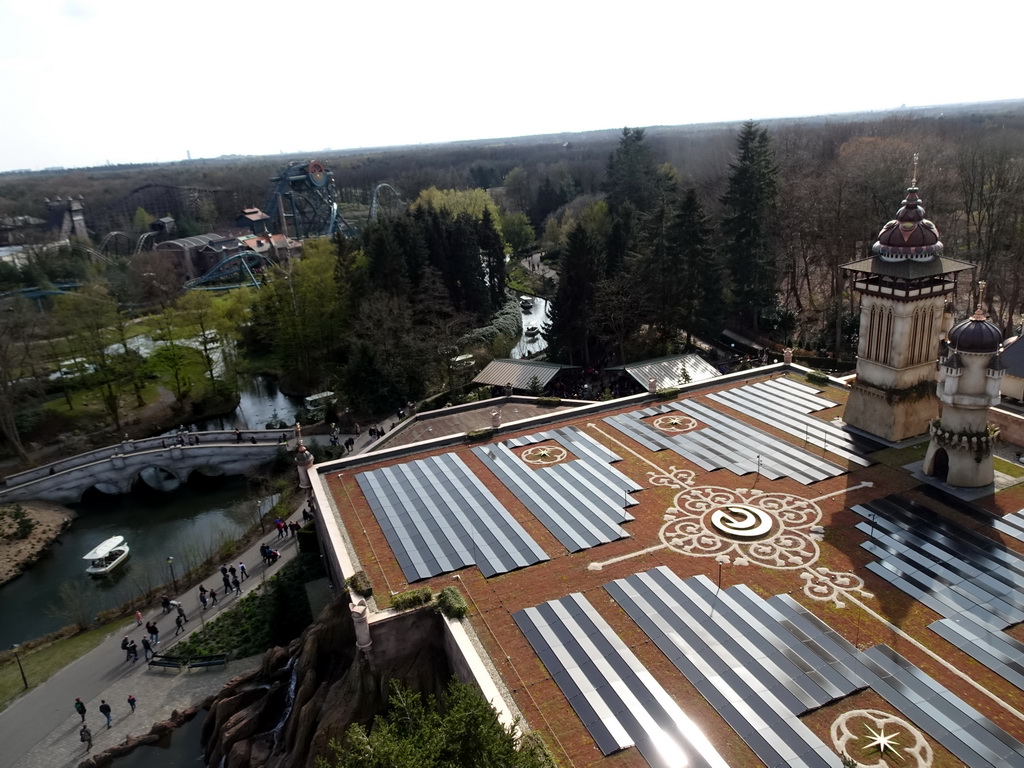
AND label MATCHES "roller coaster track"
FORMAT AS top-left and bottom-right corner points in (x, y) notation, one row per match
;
(183, 249), (273, 291)
(263, 160), (356, 239)
(368, 183), (403, 221)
